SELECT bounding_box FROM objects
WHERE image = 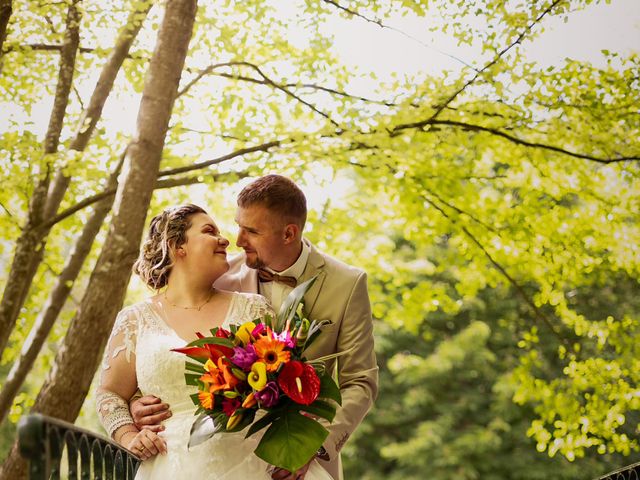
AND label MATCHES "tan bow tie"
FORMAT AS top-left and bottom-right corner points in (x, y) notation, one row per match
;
(257, 269), (297, 288)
